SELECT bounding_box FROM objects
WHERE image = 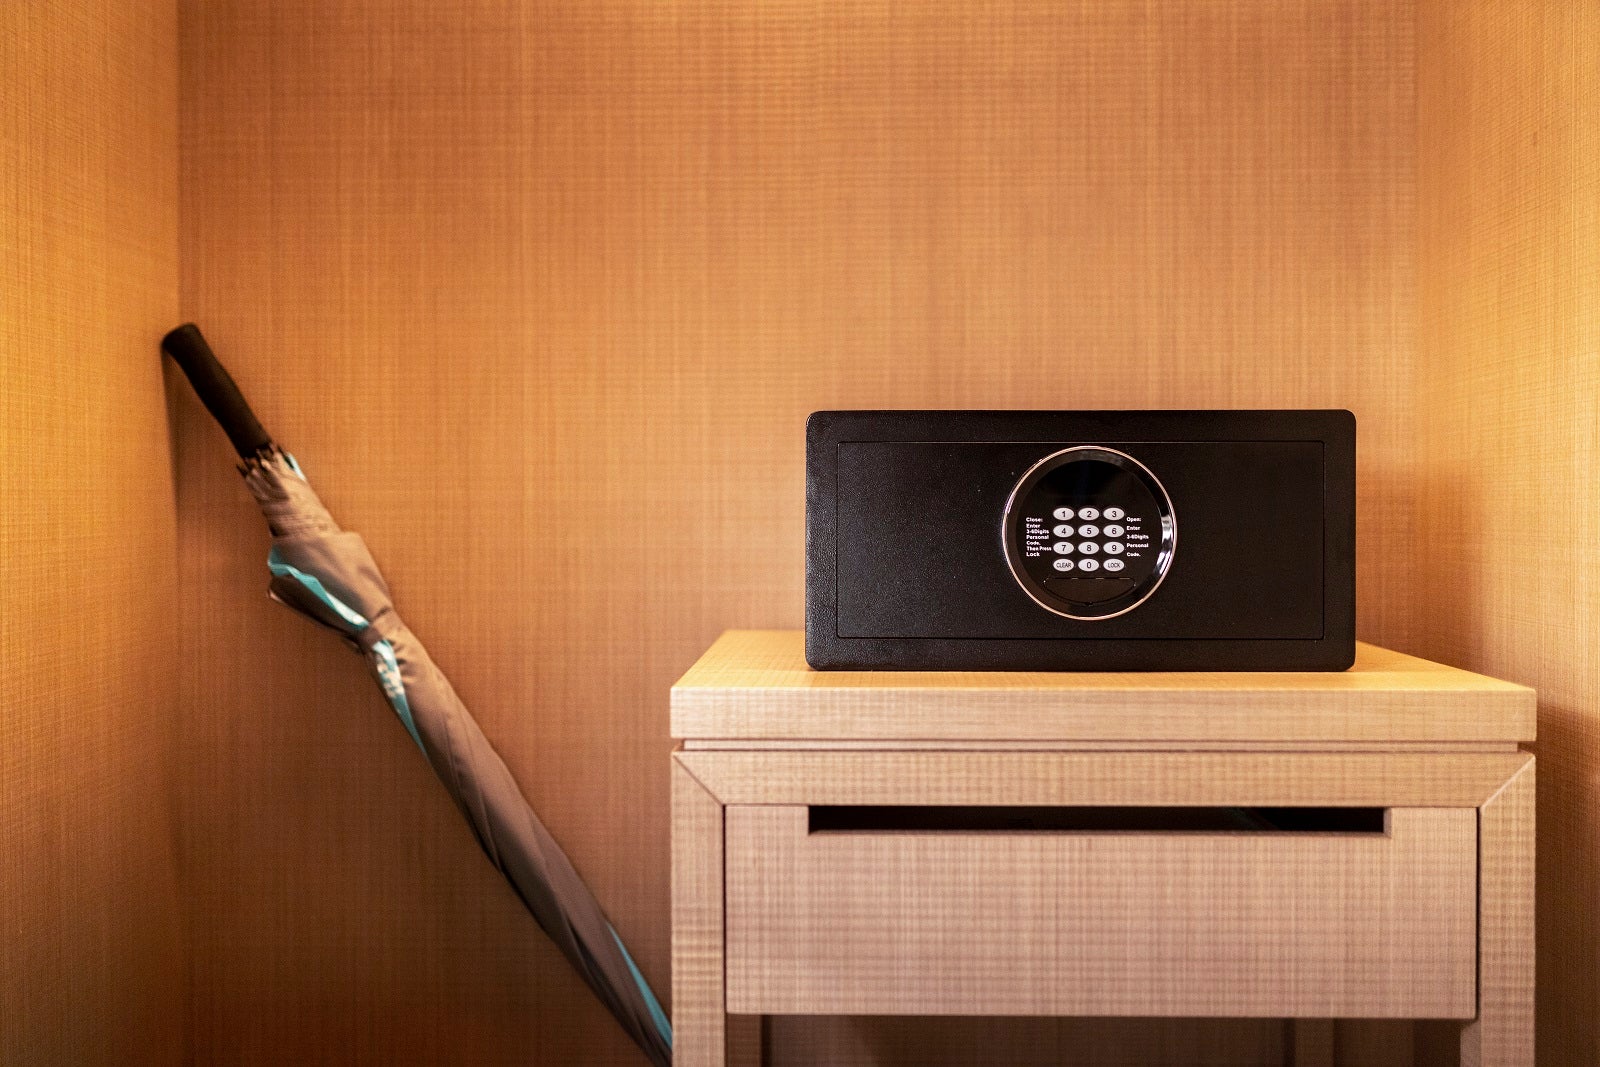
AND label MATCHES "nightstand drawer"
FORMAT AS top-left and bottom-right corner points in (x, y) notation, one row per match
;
(724, 805), (1477, 1019)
